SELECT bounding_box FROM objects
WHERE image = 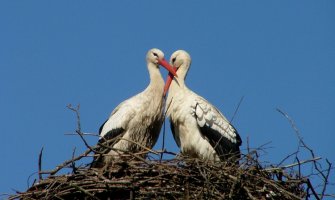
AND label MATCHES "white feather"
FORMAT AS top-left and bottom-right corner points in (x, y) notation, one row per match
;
(194, 96), (237, 144)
